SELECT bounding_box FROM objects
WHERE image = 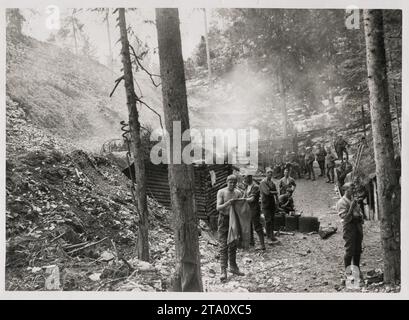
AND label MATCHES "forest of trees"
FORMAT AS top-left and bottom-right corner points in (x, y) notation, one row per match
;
(6, 8), (402, 290)
(189, 9), (401, 138)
